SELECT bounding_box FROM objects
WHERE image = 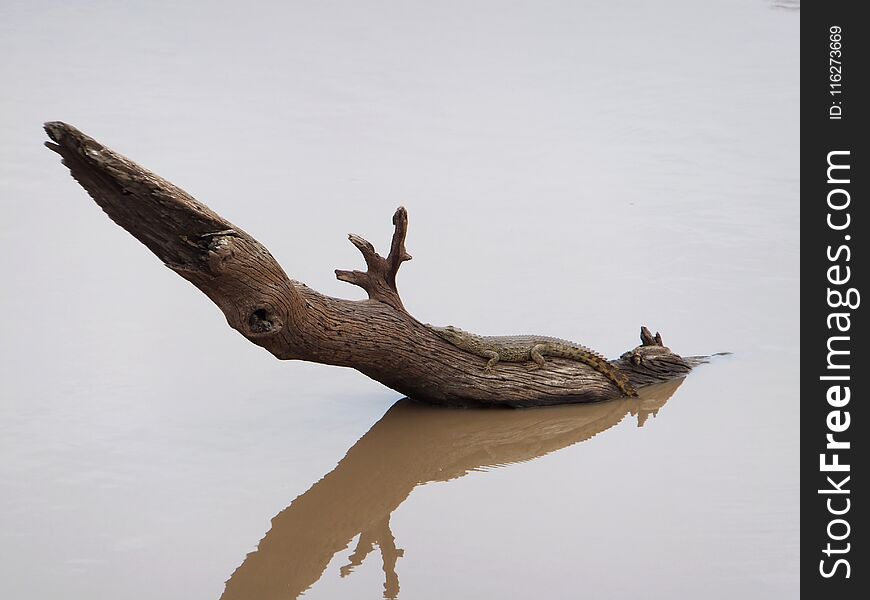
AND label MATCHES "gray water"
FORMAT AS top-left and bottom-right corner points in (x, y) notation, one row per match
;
(0, 1), (798, 598)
